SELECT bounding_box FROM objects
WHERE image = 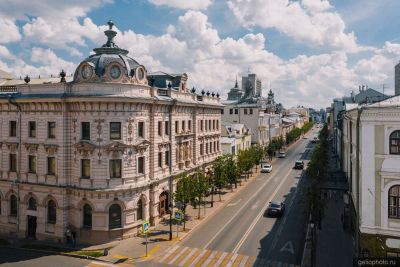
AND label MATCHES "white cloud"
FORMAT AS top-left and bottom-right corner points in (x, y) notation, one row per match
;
(227, 0), (363, 52)
(148, 0), (213, 10)
(0, 18), (21, 44)
(0, 45), (16, 60)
